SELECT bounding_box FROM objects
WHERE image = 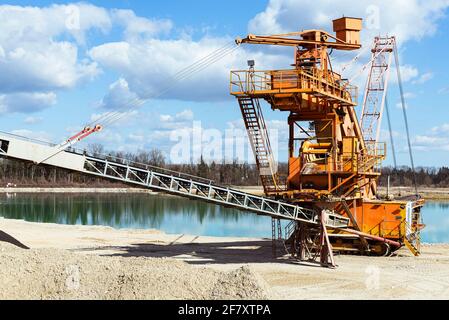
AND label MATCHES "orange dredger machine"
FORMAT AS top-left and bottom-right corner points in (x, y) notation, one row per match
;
(230, 17), (424, 257)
